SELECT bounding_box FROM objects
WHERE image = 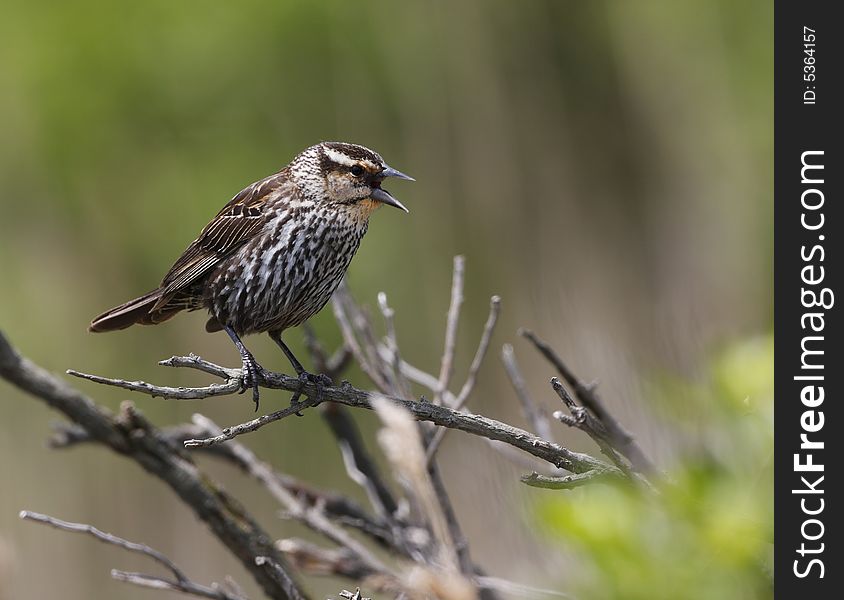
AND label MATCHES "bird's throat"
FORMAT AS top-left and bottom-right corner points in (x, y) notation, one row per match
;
(349, 198), (382, 224)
